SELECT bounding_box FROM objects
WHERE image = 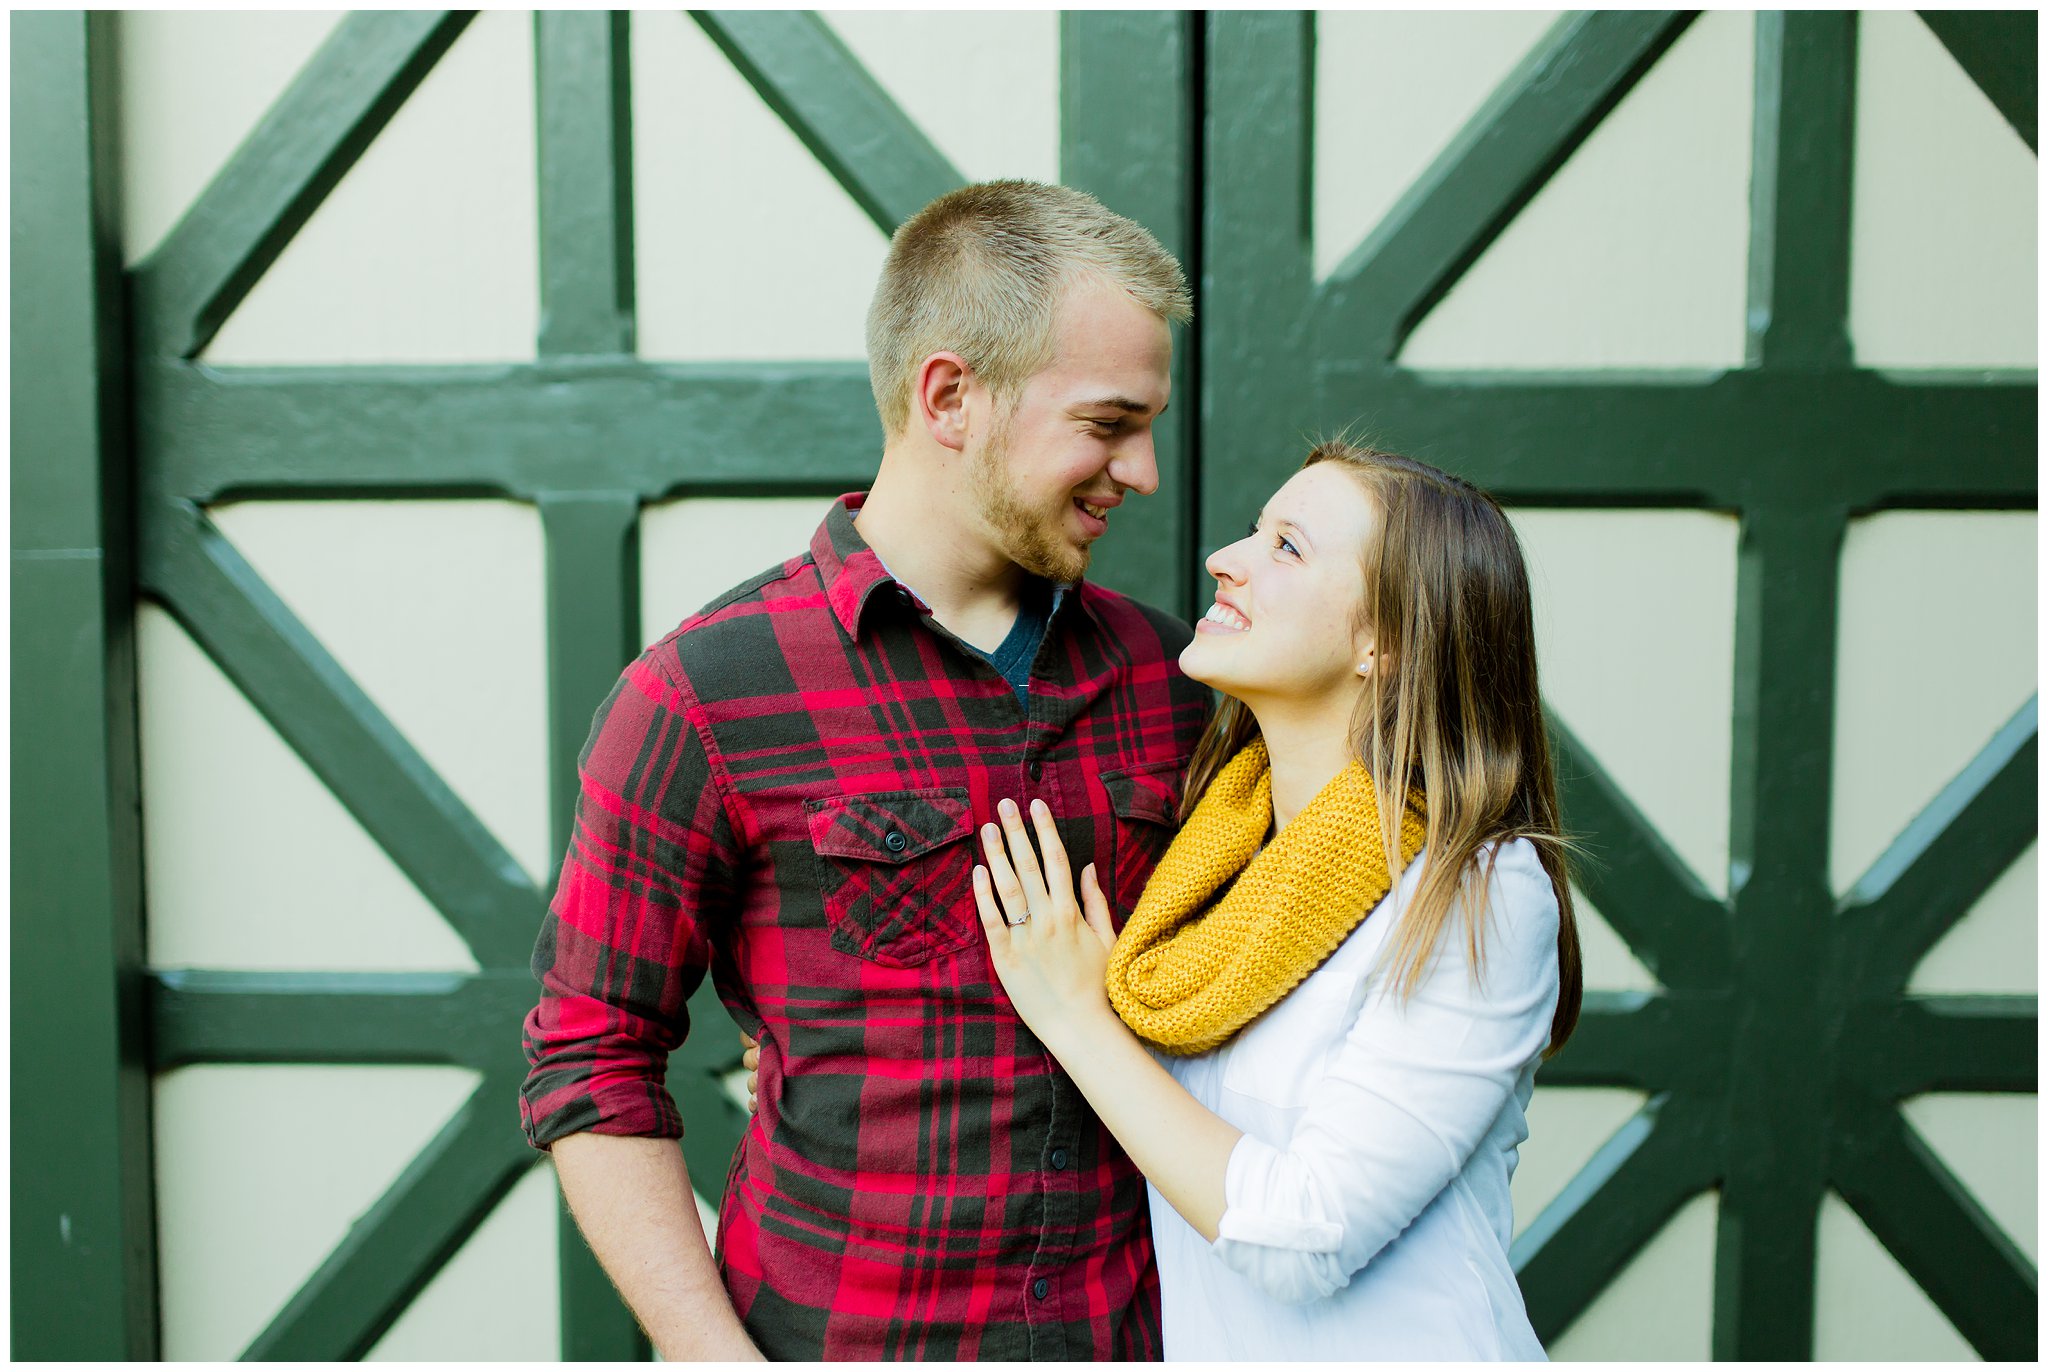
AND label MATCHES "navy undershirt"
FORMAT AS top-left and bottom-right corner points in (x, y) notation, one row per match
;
(970, 581), (1053, 705)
